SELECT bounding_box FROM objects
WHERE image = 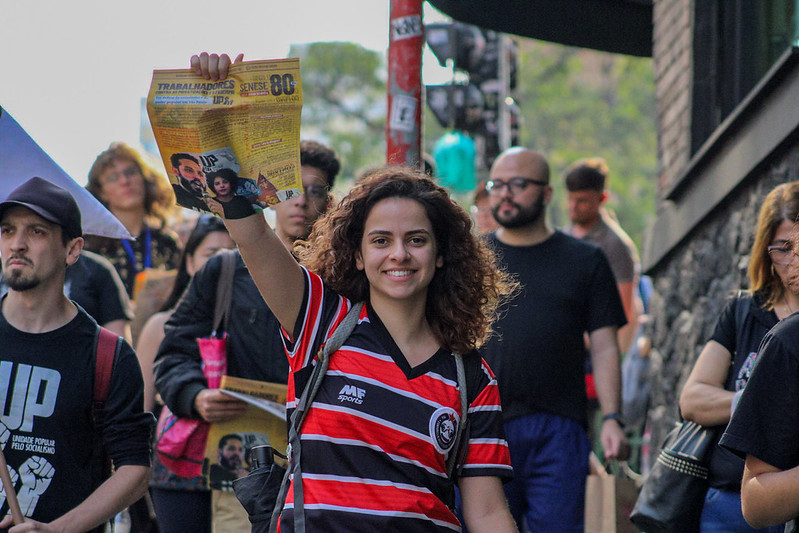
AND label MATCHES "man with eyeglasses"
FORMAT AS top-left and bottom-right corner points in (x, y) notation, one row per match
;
(153, 139), (340, 531)
(478, 147), (628, 532)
